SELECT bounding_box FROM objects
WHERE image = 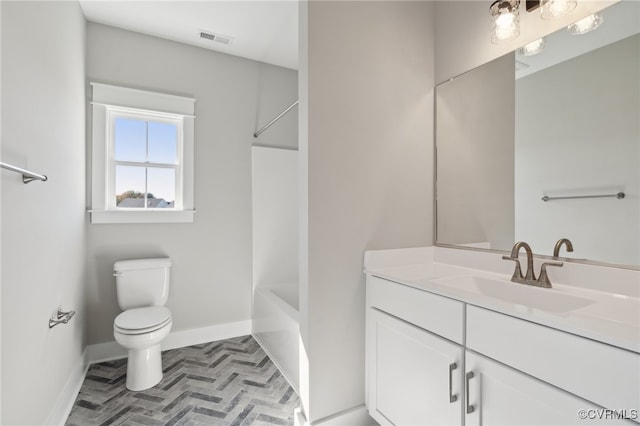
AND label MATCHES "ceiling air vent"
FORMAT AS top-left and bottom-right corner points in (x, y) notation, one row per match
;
(199, 30), (233, 46)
